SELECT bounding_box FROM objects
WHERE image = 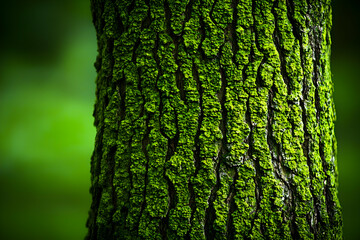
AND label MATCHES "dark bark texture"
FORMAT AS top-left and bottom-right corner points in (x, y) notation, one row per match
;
(86, 0), (342, 239)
